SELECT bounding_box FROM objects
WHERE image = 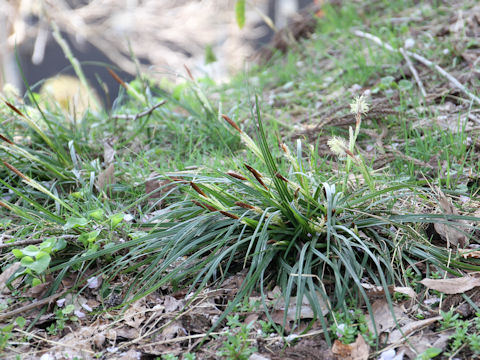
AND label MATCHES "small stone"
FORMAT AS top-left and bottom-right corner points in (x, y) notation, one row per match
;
(93, 333), (106, 348)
